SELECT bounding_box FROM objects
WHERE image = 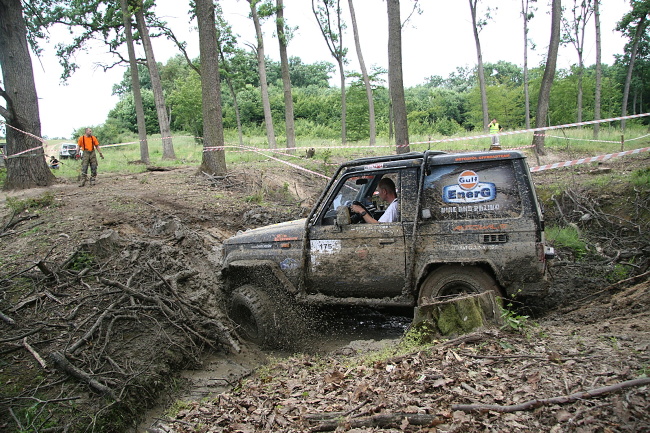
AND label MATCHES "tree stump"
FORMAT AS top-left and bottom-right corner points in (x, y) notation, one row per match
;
(412, 292), (503, 339)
